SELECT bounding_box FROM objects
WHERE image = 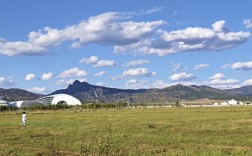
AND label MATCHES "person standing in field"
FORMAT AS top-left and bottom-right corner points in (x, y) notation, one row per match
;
(20, 112), (27, 127)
